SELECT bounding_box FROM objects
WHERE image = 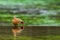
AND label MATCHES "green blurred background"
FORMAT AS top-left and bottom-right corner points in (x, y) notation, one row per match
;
(0, 0), (60, 26)
(0, 0), (60, 40)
